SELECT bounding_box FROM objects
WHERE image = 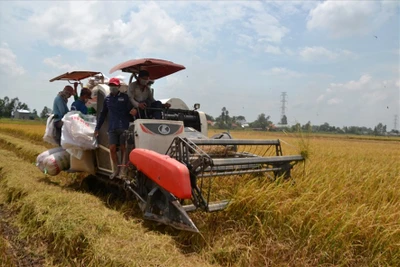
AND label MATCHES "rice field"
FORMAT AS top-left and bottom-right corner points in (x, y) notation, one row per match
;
(0, 119), (399, 266)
